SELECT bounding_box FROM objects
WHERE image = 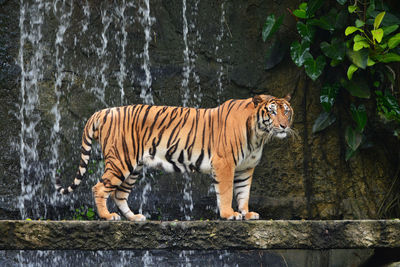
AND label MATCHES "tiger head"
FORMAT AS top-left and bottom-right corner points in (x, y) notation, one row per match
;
(252, 94), (294, 139)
